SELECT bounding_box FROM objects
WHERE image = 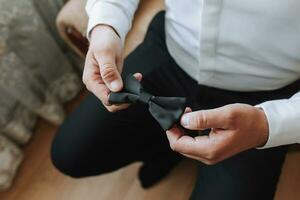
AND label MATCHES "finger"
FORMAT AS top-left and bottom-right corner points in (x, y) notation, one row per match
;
(95, 52), (123, 92)
(87, 80), (111, 106)
(106, 73), (141, 110)
(166, 125), (185, 146)
(184, 107), (192, 113)
(181, 153), (208, 163)
(167, 126), (215, 157)
(133, 73), (142, 82)
(181, 152), (201, 160)
(106, 103), (130, 112)
(116, 54), (124, 72)
(83, 51), (99, 85)
(180, 108), (228, 130)
(83, 54), (111, 105)
(166, 126), (200, 155)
